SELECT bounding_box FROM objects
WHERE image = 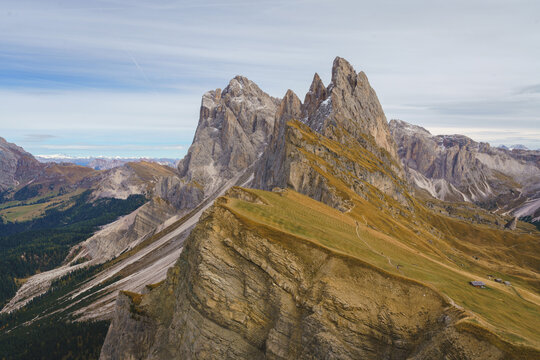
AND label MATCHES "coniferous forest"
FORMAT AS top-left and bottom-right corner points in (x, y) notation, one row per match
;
(0, 191), (146, 359)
